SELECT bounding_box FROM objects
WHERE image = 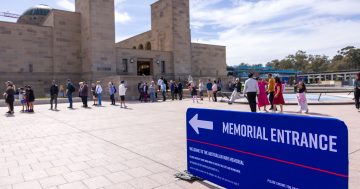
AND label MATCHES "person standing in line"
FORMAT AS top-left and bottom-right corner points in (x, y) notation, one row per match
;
(273, 77), (285, 113)
(295, 81), (309, 114)
(267, 74), (275, 110)
(18, 87), (26, 112)
(143, 82), (149, 102)
(212, 80), (218, 102)
(50, 80), (59, 110)
(191, 82), (199, 103)
(66, 79), (75, 109)
(91, 83), (97, 106)
(229, 78), (242, 105)
(96, 81), (103, 106)
(82, 82), (89, 108)
(244, 73), (259, 112)
(149, 81), (156, 102)
(354, 73), (360, 111)
(257, 78), (270, 112)
(206, 79), (213, 102)
(59, 85), (65, 98)
(178, 81), (183, 100)
(27, 85), (35, 112)
(138, 82), (143, 102)
(157, 77), (164, 91)
(161, 81), (167, 101)
(170, 80), (176, 101)
(79, 82), (84, 107)
(4, 81), (15, 114)
(199, 80), (205, 101)
(119, 80), (127, 108)
(109, 82), (116, 105)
